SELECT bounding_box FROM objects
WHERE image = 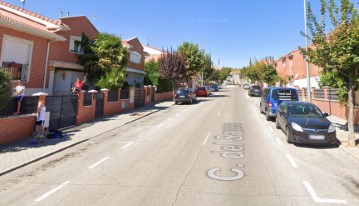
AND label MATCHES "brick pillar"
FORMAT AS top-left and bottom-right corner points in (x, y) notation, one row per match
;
(129, 87), (135, 110)
(76, 91), (85, 125)
(101, 89), (109, 116)
(144, 86), (149, 106)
